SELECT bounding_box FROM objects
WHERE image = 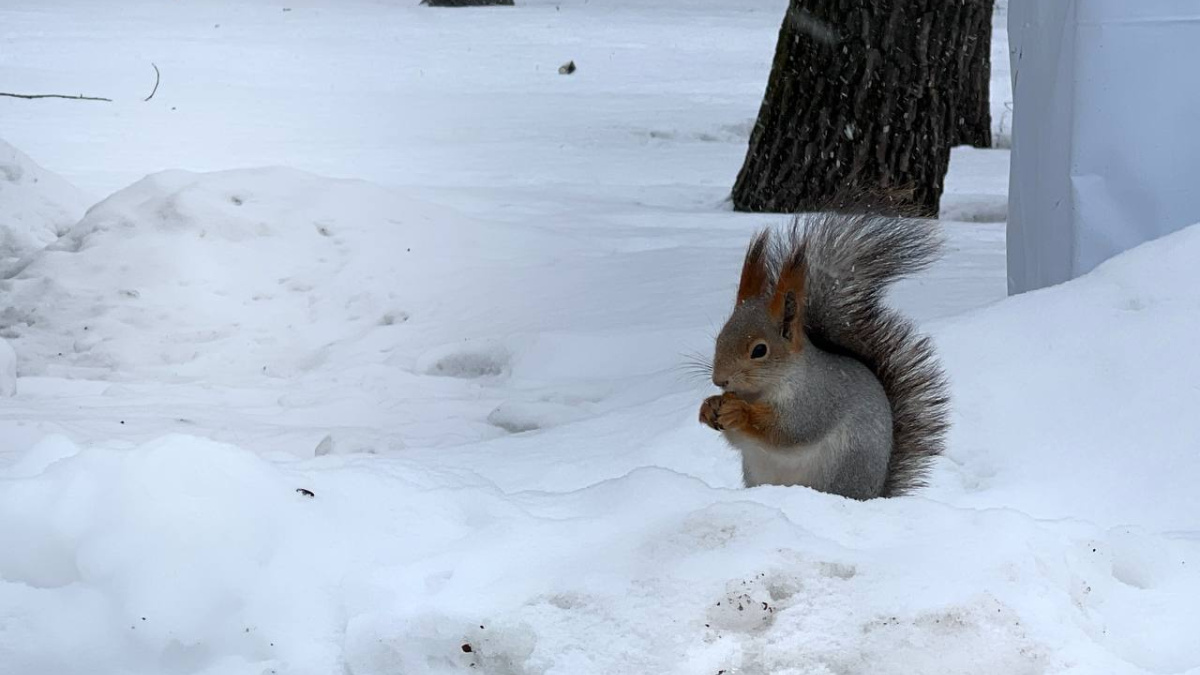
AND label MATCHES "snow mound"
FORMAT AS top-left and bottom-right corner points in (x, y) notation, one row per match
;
(0, 338), (15, 396)
(0, 138), (93, 276)
(0, 168), (553, 382)
(932, 221), (1200, 532)
(3, 433), (1198, 675)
